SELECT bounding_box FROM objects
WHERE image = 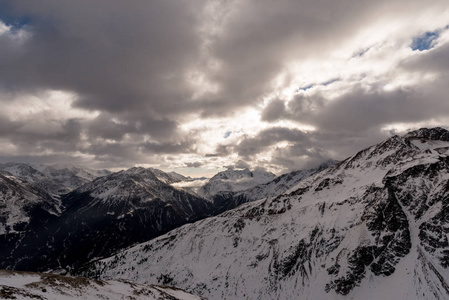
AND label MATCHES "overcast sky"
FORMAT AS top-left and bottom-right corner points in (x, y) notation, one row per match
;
(0, 0), (449, 176)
